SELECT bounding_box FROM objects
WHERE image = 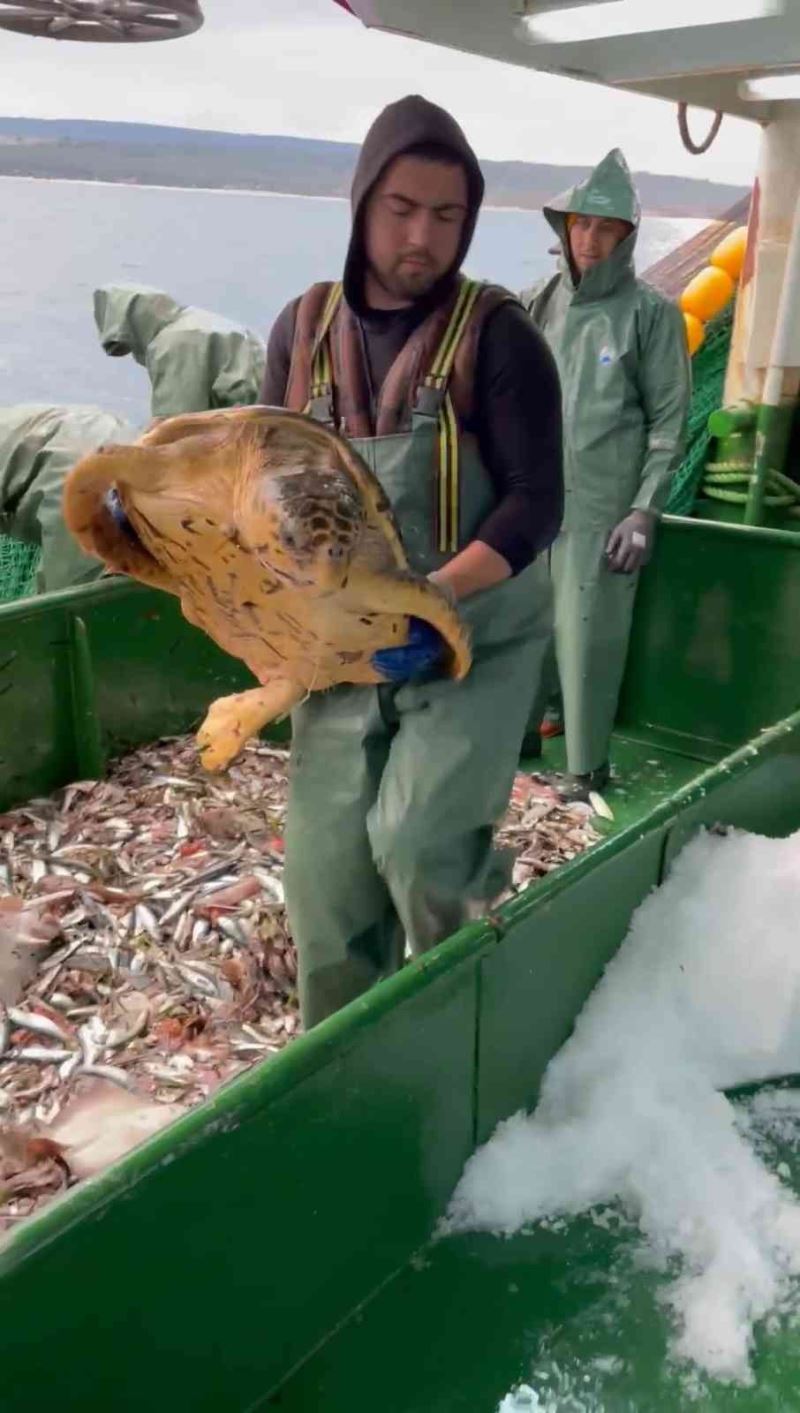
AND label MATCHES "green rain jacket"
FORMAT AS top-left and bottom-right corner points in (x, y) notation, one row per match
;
(93, 285), (266, 419)
(520, 148), (691, 531)
(0, 404), (133, 594)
